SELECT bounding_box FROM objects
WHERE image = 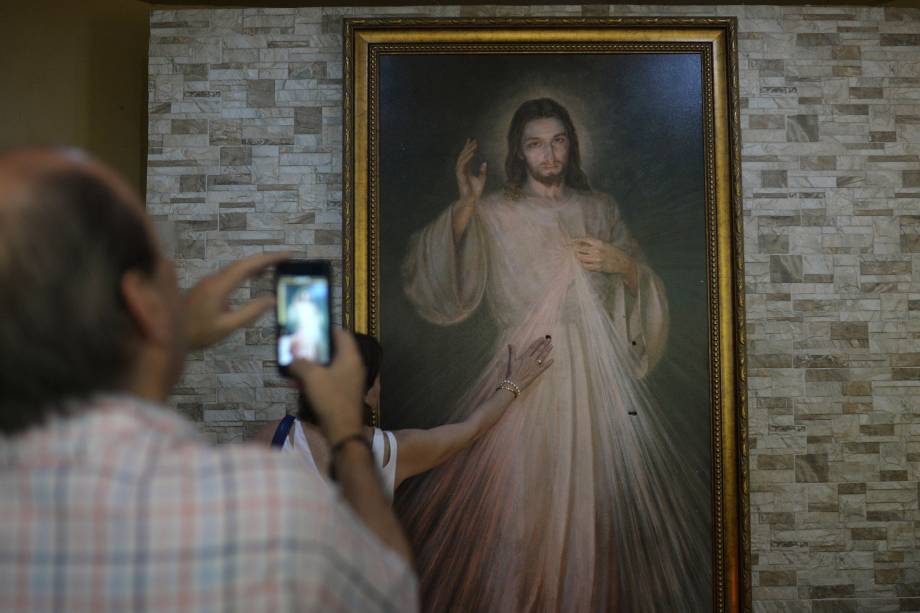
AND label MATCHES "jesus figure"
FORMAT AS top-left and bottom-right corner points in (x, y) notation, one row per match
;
(398, 97), (709, 612)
